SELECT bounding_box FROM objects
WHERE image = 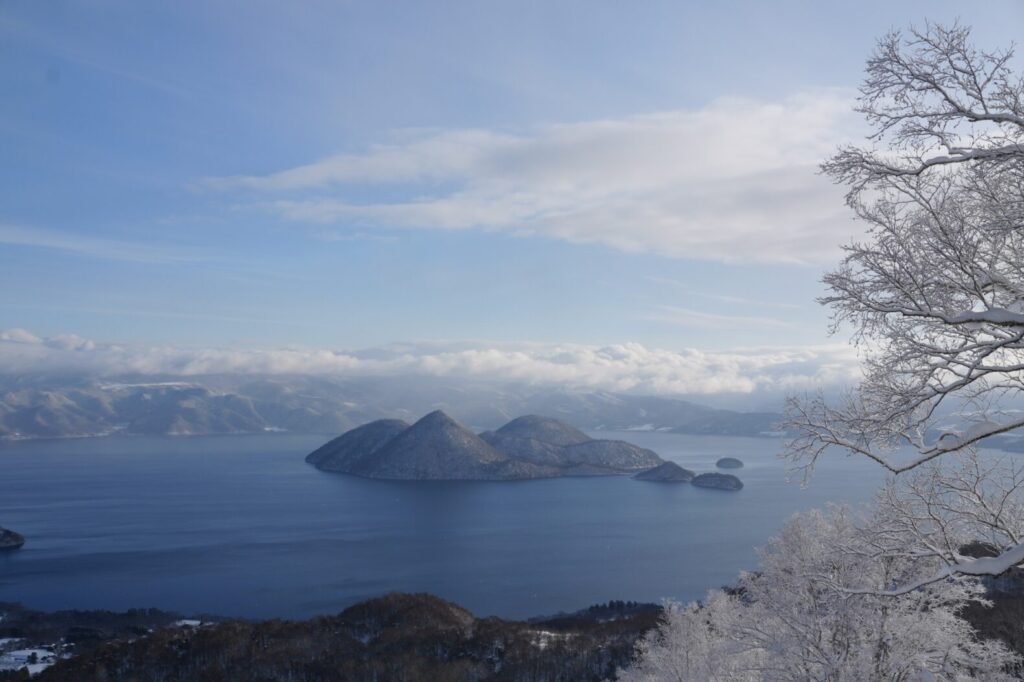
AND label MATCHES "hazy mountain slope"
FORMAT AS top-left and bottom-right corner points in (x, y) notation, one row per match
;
(480, 415), (590, 467)
(0, 375), (781, 440)
(481, 415), (662, 471)
(304, 418), (410, 470)
(561, 440), (663, 471)
(345, 411), (528, 480)
(491, 415), (593, 445)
